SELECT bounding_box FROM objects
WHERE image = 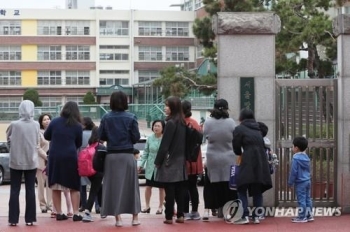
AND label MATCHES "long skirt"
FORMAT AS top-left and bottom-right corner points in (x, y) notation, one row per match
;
(203, 168), (237, 209)
(101, 153), (141, 215)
